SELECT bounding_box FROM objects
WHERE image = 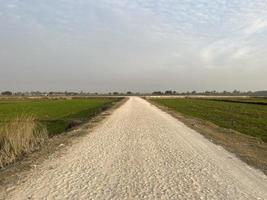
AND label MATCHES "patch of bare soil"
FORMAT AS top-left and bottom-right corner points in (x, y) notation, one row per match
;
(147, 98), (267, 175)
